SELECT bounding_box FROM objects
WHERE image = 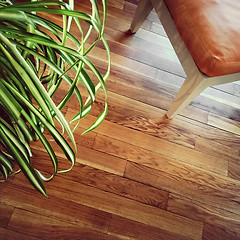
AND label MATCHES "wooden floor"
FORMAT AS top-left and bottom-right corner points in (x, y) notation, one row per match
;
(1, 0), (240, 239)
